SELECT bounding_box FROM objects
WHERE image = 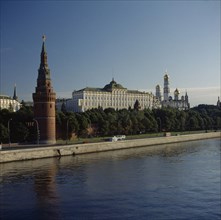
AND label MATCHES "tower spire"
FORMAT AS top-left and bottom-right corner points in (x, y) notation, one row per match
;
(42, 35), (46, 42)
(13, 84), (18, 100)
(40, 35), (49, 70)
(38, 35), (51, 82)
